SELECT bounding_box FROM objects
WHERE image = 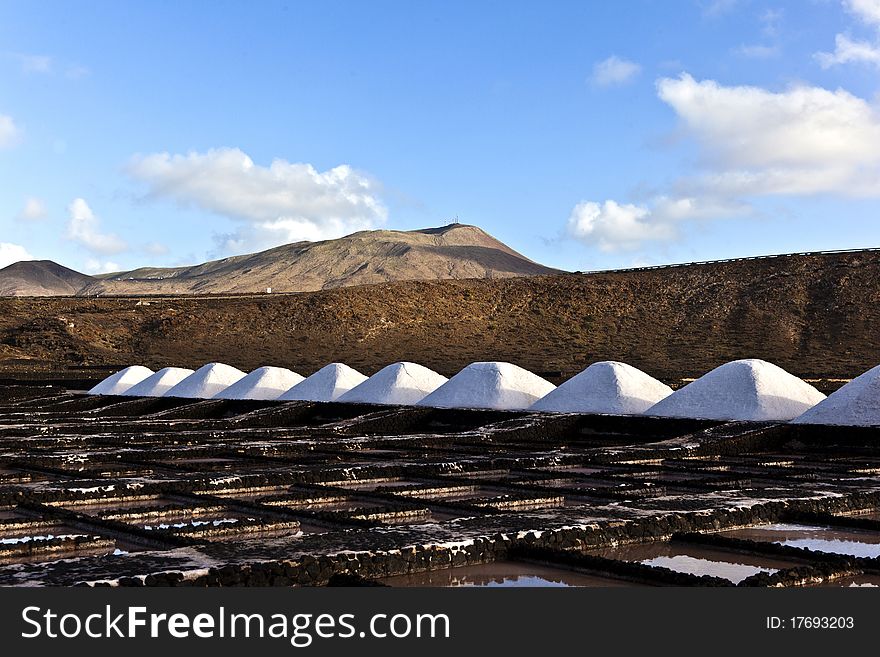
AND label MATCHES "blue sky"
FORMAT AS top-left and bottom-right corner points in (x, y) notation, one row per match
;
(3, 0), (880, 274)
